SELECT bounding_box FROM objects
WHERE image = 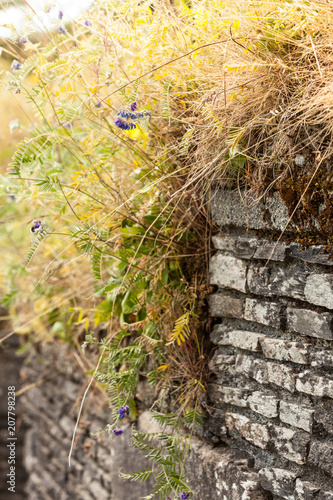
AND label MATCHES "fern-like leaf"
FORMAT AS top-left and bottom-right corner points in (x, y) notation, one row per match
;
(24, 231), (48, 269)
(119, 468), (153, 482)
(167, 312), (190, 345)
(91, 250), (102, 281)
(178, 127), (195, 156)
